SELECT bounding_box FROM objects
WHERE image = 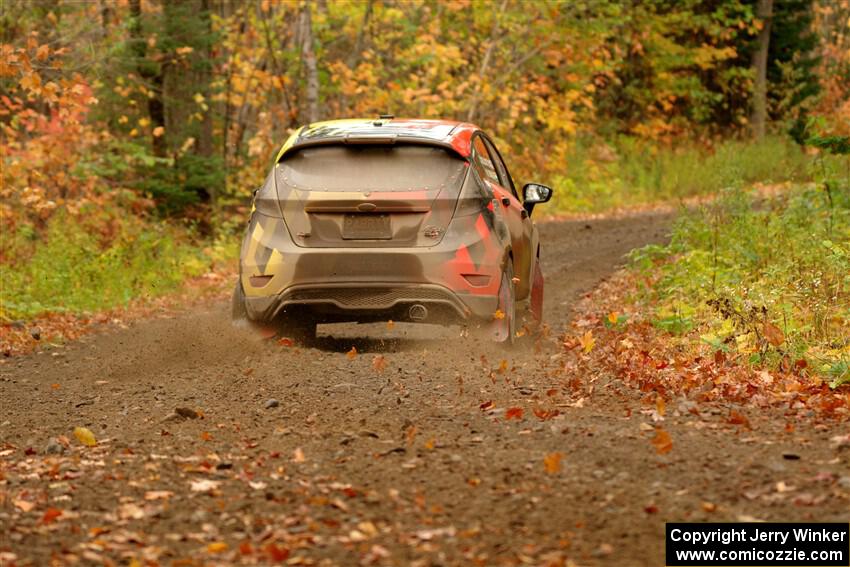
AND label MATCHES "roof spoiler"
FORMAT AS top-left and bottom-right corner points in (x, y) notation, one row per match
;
(277, 136), (464, 162)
